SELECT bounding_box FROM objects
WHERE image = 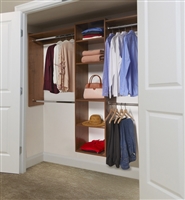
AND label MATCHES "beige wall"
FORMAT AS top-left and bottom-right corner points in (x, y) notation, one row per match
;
(0, 0), (32, 13)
